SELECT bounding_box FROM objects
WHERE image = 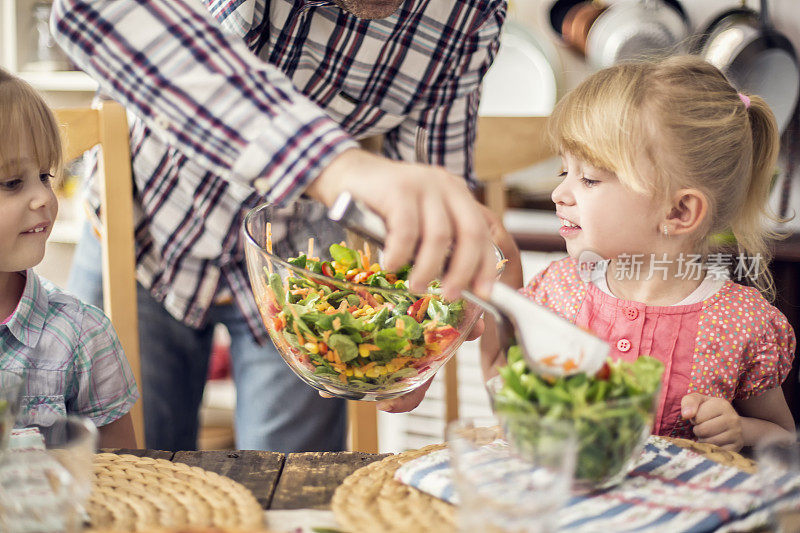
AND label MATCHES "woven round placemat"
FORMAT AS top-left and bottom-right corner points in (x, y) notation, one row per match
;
(332, 443), (453, 533)
(331, 436), (755, 533)
(86, 453), (266, 532)
(668, 437), (756, 474)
